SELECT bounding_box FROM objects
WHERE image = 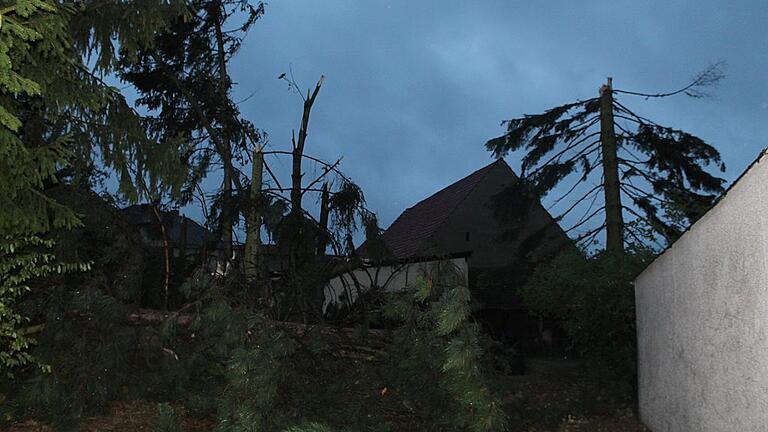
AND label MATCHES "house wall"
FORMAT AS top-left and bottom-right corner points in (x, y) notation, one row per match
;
(429, 163), (569, 270)
(424, 162), (571, 312)
(634, 151), (768, 431)
(430, 163), (520, 268)
(323, 257), (468, 313)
